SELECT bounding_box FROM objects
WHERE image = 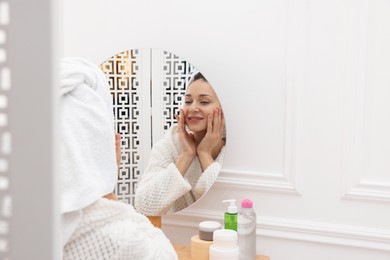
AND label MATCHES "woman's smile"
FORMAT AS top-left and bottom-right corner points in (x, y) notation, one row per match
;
(187, 115), (204, 124)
